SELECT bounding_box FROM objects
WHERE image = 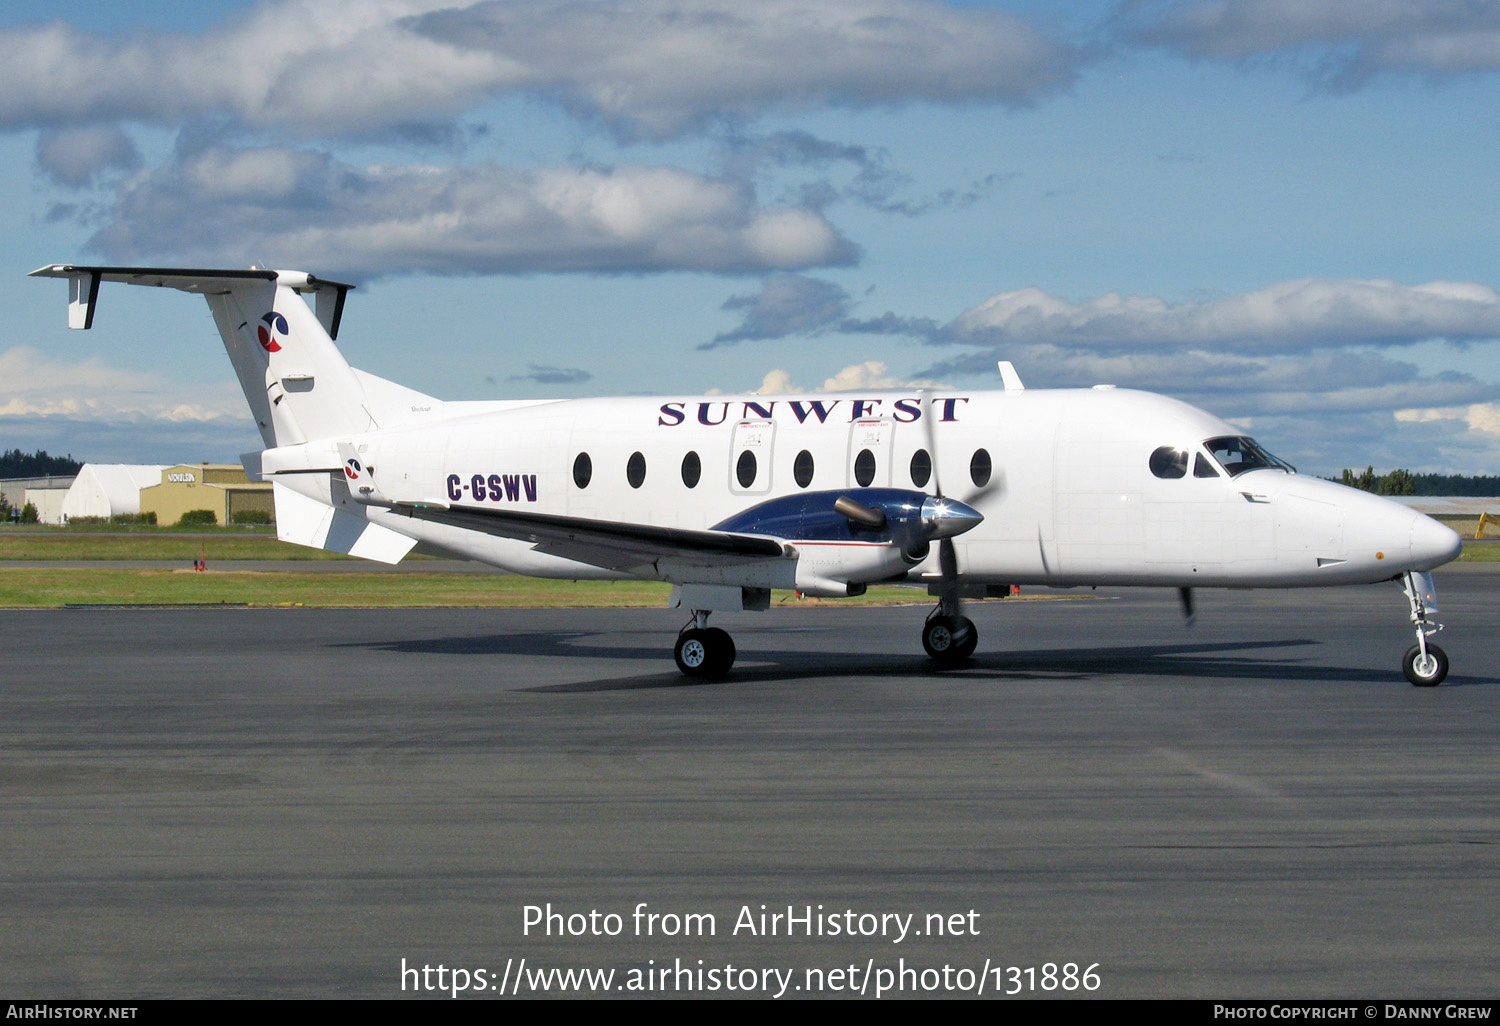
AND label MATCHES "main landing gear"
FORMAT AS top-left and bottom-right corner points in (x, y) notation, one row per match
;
(675, 610), (736, 679)
(922, 607), (977, 667)
(1400, 571), (1448, 687)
